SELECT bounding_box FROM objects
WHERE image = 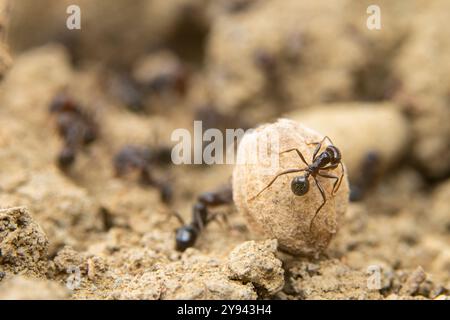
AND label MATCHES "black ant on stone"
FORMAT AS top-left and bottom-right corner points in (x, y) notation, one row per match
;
(174, 186), (233, 251)
(49, 92), (98, 170)
(250, 136), (345, 232)
(113, 144), (173, 204)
